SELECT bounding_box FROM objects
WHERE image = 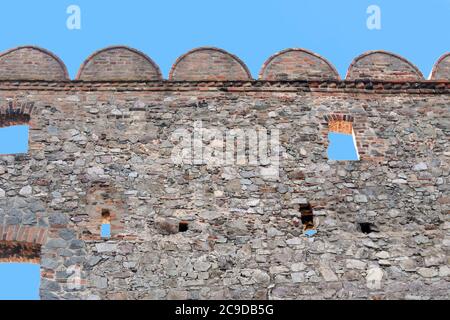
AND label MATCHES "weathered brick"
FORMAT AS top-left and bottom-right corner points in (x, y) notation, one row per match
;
(431, 53), (450, 80)
(76, 46), (162, 81)
(346, 51), (424, 81)
(169, 47), (251, 81)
